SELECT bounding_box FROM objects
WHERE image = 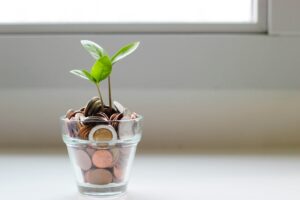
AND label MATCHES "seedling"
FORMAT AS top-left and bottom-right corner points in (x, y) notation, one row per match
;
(70, 40), (140, 110)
